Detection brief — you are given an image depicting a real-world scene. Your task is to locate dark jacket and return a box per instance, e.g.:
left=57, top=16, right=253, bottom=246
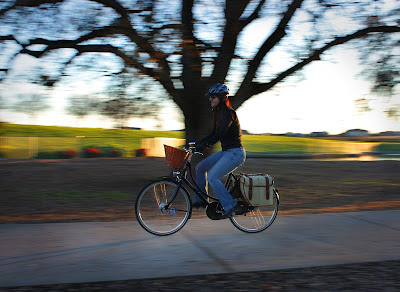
left=202, top=103, right=243, bottom=151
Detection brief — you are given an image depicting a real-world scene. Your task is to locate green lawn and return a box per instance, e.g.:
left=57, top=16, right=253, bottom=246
left=1, top=123, right=399, bottom=158
left=1, top=123, right=184, bottom=139
left=0, top=124, right=184, bottom=158
left=241, top=135, right=366, bottom=154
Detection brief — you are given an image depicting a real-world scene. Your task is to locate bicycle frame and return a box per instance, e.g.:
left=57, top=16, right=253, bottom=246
left=165, top=146, right=237, bottom=209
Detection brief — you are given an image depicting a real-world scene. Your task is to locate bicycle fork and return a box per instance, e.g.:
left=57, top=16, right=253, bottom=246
left=159, top=180, right=191, bottom=217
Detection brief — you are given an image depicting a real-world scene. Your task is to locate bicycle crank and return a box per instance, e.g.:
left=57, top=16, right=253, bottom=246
left=205, top=202, right=223, bottom=220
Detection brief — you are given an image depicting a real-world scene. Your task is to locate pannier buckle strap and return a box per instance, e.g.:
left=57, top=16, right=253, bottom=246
left=244, top=174, right=270, bottom=200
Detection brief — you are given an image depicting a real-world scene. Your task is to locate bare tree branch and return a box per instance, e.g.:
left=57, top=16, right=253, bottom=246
left=0, top=0, right=64, bottom=16
left=0, top=35, right=20, bottom=42
left=233, top=25, right=400, bottom=107
left=236, top=0, right=304, bottom=100
left=20, top=15, right=176, bottom=97
left=0, top=35, right=24, bottom=79
left=78, top=0, right=175, bottom=98
left=210, top=0, right=252, bottom=83
left=239, top=0, right=267, bottom=28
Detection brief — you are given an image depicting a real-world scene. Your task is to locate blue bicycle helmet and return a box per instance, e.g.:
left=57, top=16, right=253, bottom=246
left=206, top=83, right=229, bottom=97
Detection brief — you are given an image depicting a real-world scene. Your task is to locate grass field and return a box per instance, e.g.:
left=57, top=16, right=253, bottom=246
left=0, top=123, right=399, bottom=158
left=0, top=124, right=184, bottom=158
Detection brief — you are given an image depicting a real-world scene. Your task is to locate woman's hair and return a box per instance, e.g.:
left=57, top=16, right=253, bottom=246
left=213, top=96, right=235, bottom=128
left=224, top=96, right=232, bottom=109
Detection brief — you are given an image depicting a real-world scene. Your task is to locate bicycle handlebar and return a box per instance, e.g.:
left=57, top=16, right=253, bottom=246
left=184, top=142, right=204, bottom=156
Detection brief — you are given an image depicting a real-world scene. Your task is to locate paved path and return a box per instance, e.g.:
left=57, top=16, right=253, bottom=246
left=1, top=210, right=400, bottom=287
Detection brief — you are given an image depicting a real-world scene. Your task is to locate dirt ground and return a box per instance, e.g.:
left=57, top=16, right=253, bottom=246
left=1, top=158, right=400, bottom=291
left=1, top=157, right=399, bottom=223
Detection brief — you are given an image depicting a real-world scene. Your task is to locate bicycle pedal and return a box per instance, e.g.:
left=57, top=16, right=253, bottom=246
left=206, top=202, right=224, bottom=220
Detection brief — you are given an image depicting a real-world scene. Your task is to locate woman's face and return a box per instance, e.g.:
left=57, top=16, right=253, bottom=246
left=210, top=95, right=220, bottom=108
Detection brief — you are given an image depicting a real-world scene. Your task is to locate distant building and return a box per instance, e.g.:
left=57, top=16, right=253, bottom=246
left=340, top=129, right=369, bottom=137
left=120, top=126, right=142, bottom=130
left=376, top=131, right=400, bottom=136
left=310, top=131, right=329, bottom=137
left=285, top=132, right=306, bottom=137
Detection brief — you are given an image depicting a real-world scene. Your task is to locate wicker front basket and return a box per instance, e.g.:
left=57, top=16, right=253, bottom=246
left=164, top=145, right=188, bottom=169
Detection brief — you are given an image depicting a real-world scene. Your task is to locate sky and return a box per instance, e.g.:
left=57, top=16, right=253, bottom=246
left=1, top=2, right=399, bottom=135
left=1, top=47, right=399, bottom=135
left=237, top=47, right=400, bottom=135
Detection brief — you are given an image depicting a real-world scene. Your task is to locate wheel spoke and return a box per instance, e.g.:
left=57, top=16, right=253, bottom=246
left=135, top=180, right=191, bottom=236
left=230, top=193, right=278, bottom=233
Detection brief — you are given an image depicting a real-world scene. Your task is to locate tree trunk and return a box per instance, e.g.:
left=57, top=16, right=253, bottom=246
left=182, top=88, right=214, bottom=144
left=181, top=88, right=214, bottom=171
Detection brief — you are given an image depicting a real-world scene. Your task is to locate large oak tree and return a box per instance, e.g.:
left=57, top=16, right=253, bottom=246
left=1, top=0, right=399, bottom=141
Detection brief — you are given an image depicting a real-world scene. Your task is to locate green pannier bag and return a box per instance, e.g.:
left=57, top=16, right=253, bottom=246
left=239, top=173, right=274, bottom=206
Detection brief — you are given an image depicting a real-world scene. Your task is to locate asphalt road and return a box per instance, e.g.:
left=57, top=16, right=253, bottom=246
left=1, top=210, right=400, bottom=288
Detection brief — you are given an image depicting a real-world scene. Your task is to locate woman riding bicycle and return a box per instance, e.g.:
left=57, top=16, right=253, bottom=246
left=193, top=83, right=246, bottom=219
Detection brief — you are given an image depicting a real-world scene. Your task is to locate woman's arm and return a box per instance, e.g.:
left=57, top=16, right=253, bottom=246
left=202, top=110, right=233, bottom=147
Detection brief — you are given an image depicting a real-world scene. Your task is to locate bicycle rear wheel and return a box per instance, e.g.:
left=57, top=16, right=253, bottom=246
left=230, top=189, right=279, bottom=233
left=135, top=180, right=192, bottom=236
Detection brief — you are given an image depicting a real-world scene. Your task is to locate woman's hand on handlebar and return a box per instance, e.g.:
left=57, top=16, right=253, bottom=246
left=194, top=140, right=210, bottom=152
left=185, top=142, right=204, bottom=155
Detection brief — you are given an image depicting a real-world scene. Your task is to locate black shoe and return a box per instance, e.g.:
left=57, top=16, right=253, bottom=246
left=220, top=204, right=244, bottom=219
left=220, top=208, right=235, bottom=219
left=192, top=201, right=208, bottom=209
left=233, top=204, right=246, bottom=215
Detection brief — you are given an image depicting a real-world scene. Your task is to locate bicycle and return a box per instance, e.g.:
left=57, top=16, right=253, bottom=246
left=135, top=143, right=280, bottom=236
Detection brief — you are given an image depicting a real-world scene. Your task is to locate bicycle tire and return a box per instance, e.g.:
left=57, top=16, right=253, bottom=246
left=230, top=188, right=279, bottom=233
left=135, top=179, right=192, bottom=236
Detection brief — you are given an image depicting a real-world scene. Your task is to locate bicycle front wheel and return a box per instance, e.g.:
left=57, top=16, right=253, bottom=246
left=135, top=180, right=192, bottom=236
left=230, top=189, right=279, bottom=233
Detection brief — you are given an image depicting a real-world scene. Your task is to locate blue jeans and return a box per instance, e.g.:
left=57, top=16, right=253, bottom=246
left=195, top=147, right=246, bottom=211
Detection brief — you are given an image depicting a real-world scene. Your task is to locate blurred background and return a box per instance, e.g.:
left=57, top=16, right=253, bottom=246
left=0, top=0, right=399, bottom=157
left=1, top=3, right=399, bottom=288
